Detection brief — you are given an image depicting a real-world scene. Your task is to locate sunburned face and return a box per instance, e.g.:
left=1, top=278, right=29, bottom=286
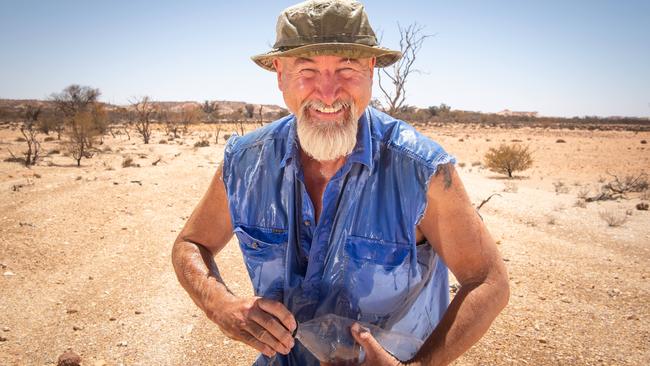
left=273, top=55, right=375, bottom=161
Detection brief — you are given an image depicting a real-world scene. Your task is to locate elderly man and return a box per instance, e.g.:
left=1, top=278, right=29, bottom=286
left=172, top=1, right=509, bottom=365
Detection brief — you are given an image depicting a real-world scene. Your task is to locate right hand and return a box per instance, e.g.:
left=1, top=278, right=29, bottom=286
left=208, top=296, right=297, bottom=358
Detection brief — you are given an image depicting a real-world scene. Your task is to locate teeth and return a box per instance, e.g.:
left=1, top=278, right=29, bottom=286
left=315, top=106, right=342, bottom=113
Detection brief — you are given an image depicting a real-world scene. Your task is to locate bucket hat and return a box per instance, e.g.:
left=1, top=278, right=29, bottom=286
left=251, top=0, right=402, bottom=72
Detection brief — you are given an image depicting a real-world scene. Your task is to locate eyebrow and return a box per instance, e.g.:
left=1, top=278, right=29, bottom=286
left=291, top=57, right=363, bottom=66
left=293, top=57, right=315, bottom=66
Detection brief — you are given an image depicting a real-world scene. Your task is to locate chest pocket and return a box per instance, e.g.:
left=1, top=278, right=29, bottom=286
left=341, top=235, right=417, bottom=322
left=234, top=225, right=288, bottom=301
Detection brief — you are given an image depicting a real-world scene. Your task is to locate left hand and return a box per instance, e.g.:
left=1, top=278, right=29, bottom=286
left=350, top=323, right=405, bottom=366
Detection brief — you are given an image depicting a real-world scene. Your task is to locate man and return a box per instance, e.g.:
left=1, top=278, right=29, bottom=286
left=172, top=1, right=509, bottom=365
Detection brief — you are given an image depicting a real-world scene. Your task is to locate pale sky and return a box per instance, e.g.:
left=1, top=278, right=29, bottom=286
left=1, top=0, right=649, bottom=117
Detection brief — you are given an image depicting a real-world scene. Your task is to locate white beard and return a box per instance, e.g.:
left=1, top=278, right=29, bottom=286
left=296, top=100, right=359, bottom=161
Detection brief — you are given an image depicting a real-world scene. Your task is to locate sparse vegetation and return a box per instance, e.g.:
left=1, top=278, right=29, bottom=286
left=586, top=172, right=648, bottom=202
left=637, top=202, right=649, bottom=211
left=599, top=211, right=628, bottom=227
left=130, top=96, right=155, bottom=144
left=121, top=155, right=139, bottom=168
left=484, top=144, right=533, bottom=178
left=553, top=181, right=570, bottom=194
left=503, top=181, right=518, bottom=193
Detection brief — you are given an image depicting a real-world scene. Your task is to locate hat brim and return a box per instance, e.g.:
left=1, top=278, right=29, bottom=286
left=251, top=43, right=402, bottom=72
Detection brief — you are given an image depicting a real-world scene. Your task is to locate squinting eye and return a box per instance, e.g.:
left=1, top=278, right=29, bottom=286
left=299, top=69, right=317, bottom=76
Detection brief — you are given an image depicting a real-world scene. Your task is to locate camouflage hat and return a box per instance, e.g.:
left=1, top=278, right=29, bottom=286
left=251, top=0, right=402, bottom=72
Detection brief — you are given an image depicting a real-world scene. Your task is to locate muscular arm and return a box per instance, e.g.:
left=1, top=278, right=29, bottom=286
left=171, top=163, right=296, bottom=357
left=171, top=162, right=235, bottom=318
left=411, top=163, right=510, bottom=366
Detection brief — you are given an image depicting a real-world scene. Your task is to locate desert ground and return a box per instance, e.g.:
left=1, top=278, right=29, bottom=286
left=0, top=122, right=648, bottom=365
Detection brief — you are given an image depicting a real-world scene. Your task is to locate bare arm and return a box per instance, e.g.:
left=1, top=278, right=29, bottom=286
left=410, top=163, right=510, bottom=365
left=352, top=163, right=509, bottom=366
left=171, top=163, right=296, bottom=358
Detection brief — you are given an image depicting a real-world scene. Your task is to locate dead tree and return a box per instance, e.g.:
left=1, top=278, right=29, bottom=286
left=20, top=106, right=42, bottom=166
left=258, top=105, right=264, bottom=126
left=377, top=23, right=431, bottom=115
left=129, top=96, right=155, bottom=144
left=201, top=100, right=222, bottom=143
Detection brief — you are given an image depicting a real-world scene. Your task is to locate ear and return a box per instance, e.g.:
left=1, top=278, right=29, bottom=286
left=273, top=58, right=284, bottom=92
left=368, top=57, right=376, bottom=81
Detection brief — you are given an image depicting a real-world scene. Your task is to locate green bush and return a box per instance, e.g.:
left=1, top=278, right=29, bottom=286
left=484, top=144, right=533, bottom=178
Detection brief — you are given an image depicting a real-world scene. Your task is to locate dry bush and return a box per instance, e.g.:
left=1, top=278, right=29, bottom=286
left=574, top=199, right=587, bottom=208
left=130, top=96, right=155, bottom=144
left=44, top=136, right=56, bottom=142
left=194, top=138, right=210, bottom=148
left=553, top=181, right=570, bottom=194
left=458, top=162, right=466, bottom=168
left=576, top=186, right=591, bottom=200
left=586, top=172, right=649, bottom=202
left=637, top=202, right=649, bottom=211
left=159, top=139, right=167, bottom=144
left=484, top=144, right=533, bottom=178
left=546, top=215, right=557, bottom=225
left=471, top=161, right=482, bottom=167
left=503, top=181, right=518, bottom=193
left=599, top=211, right=627, bottom=227
left=121, top=155, right=139, bottom=168
left=556, top=139, right=566, bottom=143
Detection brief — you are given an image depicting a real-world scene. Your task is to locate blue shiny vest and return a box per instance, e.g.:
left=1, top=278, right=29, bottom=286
left=223, top=107, right=456, bottom=365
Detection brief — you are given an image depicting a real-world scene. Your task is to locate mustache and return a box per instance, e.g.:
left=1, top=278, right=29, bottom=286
left=300, top=99, right=352, bottom=112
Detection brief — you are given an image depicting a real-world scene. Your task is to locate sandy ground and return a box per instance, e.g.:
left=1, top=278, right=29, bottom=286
left=0, top=123, right=648, bottom=366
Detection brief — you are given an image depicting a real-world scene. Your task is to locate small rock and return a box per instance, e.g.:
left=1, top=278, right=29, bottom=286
left=538, top=338, right=548, bottom=344
left=607, top=288, right=621, bottom=297
left=2, top=327, right=9, bottom=332
left=561, top=298, right=572, bottom=304
left=117, top=341, right=128, bottom=347
left=72, top=325, right=83, bottom=331
left=109, top=317, right=116, bottom=321
left=57, top=350, right=81, bottom=366
left=88, top=276, right=93, bottom=280
left=626, top=314, right=639, bottom=320
left=0, top=336, right=7, bottom=342
left=3, top=271, right=15, bottom=277
left=134, top=310, right=142, bottom=315
left=66, top=309, right=78, bottom=314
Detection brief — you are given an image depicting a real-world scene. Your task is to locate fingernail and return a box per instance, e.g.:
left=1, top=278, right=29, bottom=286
left=358, top=325, right=370, bottom=334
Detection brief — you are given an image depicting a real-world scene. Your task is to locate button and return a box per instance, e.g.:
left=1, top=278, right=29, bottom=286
left=251, top=241, right=259, bottom=249
left=304, top=220, right=311, bottom=226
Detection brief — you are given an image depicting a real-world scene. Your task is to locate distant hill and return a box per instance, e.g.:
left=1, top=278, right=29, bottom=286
left=0, top=98, right=286, bottom=116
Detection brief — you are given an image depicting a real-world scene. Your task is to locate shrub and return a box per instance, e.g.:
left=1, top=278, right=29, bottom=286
left=484, top=144, right=533, bottom=178
left=159, top=139, right=167, bottom=144
left=503, top=181, right=518, bottom=193
left=122, top=155, right=139, bottom=168
left=458, top=162, right=466, bottom=168
left=599, top=211, right=627, bottom=227
left=556, top=139, right=566, bottom=143
left=574, top=199, right=587, bottom=208
left=553, top=181, right=570, bottom=194
left=44, top=136, right=56, bottom=142
left=637, top=202, right=649, bottom=211
left=194, top=138, right=210, bottom=148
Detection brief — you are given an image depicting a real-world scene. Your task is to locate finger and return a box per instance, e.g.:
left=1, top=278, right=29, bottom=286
left=257, top=298, right=297, bottom=332
left=351, top=323, right=384, bottom=358
left=246, top=319, right=291, bottom=355
left=240, top=330, right=277, bottom=358
left=249, top=306, right=295, bottom=350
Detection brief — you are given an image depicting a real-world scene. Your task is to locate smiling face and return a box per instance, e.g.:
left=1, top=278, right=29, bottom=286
left=273, top=55, right=376, bottom=161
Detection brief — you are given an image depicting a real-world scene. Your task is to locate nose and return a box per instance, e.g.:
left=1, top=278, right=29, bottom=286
left=315, top=72, right=340, bottom=106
